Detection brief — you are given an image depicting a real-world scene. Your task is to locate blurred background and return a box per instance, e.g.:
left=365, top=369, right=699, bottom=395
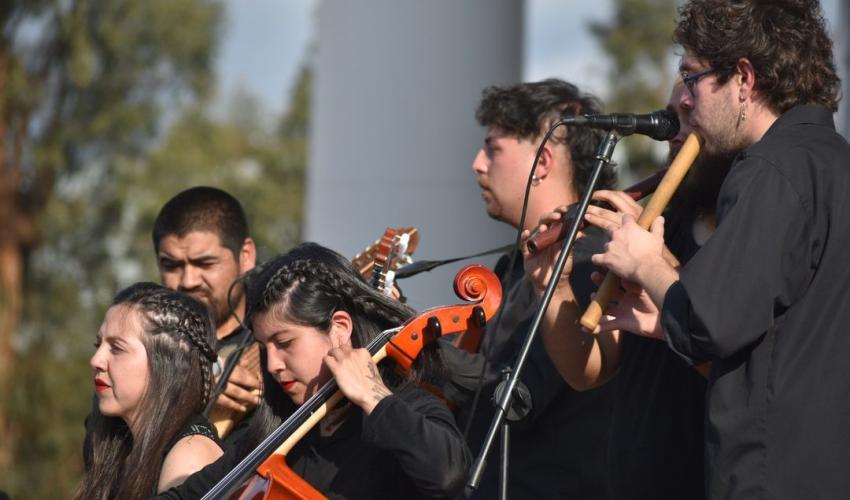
left=0, top=1, right=846, bottom=496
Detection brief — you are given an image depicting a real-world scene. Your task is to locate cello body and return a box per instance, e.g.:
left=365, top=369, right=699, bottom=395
left=234, top=454, right=325, bottom=500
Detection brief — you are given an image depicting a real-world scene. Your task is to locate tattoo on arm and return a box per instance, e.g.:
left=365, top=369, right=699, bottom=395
left=371, top=384, right=391, bottom=402
left=365, top=361, right=391, bottom=402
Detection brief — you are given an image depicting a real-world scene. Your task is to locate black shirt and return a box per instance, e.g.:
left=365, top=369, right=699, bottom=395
left=164, top=413, right=222, bottom=456
left=608, top=210, right=706, bottom=500
left=662, top=105, right=850, bottom=499
left=442, top=246, right=614, bottom=500
left=156, top=383, right=470, bottom=499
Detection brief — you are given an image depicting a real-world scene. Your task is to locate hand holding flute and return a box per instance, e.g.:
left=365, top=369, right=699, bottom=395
left=585, top=132, right=702, bottom=330
left=521, top=132, right=702, bottom=332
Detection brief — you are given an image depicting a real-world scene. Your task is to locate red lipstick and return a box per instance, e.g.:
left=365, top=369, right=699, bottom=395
left=280, top=380, right=296, bottom=391
left=94, top=378, right=110, bottom=393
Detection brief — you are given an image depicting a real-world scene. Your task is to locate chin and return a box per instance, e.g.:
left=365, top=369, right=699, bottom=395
left=98, top=402, right=121, bottom=419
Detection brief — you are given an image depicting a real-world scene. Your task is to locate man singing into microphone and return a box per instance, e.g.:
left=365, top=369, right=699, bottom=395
left=592, top=0, right=850, bottom=497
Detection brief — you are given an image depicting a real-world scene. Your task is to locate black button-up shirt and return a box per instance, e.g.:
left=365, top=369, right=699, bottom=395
left=663, top=105, right=850, bottom=499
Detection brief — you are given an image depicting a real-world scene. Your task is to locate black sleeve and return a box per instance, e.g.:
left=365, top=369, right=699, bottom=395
left=662, top=158, right=813, bottom=361
left=360, top=385, right=471, bottom=499
left=436, top=312, right=564, bottom=425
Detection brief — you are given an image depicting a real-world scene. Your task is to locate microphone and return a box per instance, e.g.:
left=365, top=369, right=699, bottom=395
left=561, top=109, right=679, bottom=141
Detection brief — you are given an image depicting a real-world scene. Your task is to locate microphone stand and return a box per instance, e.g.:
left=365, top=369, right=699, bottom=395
left=466, top=130, right=621, bottom=498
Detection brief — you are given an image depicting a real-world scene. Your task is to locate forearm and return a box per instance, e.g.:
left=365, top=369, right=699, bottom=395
left=539, top=284, right=619, bottom=391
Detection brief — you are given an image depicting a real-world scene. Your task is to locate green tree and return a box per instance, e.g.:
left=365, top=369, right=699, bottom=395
left=116, top=72, right=310, bottom=273
left=589, top=0, right=678, bottom=176
left=0, top=0, right=222, bottom=495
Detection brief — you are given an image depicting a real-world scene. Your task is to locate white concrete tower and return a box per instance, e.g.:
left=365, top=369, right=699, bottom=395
left=307, top=1, right=524, bottom=309
left=840, top=0, right=849, bottom=138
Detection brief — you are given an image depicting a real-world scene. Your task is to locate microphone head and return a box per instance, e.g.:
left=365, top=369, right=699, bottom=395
left=647, top=109, right=680, bottom=141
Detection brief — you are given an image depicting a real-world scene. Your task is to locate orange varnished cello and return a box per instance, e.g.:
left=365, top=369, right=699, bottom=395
left=201, top=264, right=502, bottom=500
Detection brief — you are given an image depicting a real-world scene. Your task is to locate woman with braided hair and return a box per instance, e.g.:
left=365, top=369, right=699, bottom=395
left=238, top=242, right=470, bottom=498
left=75, top=282, right=223, bottom=500
left=154, top=243, right=470, bottom=499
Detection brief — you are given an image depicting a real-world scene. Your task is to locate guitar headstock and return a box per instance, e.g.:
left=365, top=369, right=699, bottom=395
left=351, top=227, right=419, bottom=296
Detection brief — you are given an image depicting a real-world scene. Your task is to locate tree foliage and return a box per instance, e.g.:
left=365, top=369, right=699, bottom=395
left=1, top=0, right=223, bottom=495
left=589, top=0, right=678, bottom=176
left=1, top=1, right=310, bottom=496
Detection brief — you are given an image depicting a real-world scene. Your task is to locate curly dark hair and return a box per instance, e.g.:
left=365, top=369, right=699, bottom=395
left=675, top=0, right=841, bottom=113
left=474, top=78, right=616, bottom=194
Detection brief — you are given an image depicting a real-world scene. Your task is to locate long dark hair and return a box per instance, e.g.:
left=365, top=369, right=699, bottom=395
left=75, top=283, right=217, bottom=500
left=240, top=242, right=443, bottom=452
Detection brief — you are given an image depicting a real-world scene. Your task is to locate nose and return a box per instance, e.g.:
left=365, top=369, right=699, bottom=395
left=264, top=344, right=286, bottom=374
left=90, top=344, right=107, bottom=372
left=471, top=148, right=488, bottom=175
left=679, top=87, right=694, bottom=113
left=180, top=265, right=203, bottom=290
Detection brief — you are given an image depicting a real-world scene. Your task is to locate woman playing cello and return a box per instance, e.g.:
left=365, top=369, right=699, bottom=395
left=157, top=242, right=470, bottom=499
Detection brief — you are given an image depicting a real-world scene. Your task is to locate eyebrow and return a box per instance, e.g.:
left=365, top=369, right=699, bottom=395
left=270, top=330, right=295, bottom=341
left=97, top=334, right=127, bottom=348
left=158, top=253, right=220, bottom=265
left=678, top=61, right=699, bottom=73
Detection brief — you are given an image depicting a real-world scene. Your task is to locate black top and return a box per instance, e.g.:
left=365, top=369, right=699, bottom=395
left=155, top=383, right=470, bottom=499
left=662, top=105, right=850, bottom=499
left=608, top=210, right=706, bottom=500
left=441, top=240, right=614, bottom=500
left=164, top=413, right=222, bottom=455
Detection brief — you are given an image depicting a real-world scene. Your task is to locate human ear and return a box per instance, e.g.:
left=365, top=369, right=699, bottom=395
left=328, top=310, right=353, bottom=347
left=239, top=238, right=257, bottom=275
left=735, top=57, right=757, bottom=101
left=534, top=143, right=554, bottom=181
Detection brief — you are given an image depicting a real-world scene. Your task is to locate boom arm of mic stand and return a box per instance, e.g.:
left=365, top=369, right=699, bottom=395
left=465, top=130, right=620, bottom=495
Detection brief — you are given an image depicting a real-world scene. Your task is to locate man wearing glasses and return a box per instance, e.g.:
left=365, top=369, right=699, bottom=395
left=525, top=80, right=731, bottom=500
left=592, top=0, right=850, bottom=497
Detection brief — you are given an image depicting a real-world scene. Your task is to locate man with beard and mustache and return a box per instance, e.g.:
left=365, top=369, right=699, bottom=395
left=152, top=186, right=261, bottom=450
left=521, top=81, right=733, bottom=500
left=591, top=0, right=850, bottom=497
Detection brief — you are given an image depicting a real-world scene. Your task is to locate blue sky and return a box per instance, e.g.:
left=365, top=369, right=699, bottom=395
left=216, top=0, right=843, bottom=117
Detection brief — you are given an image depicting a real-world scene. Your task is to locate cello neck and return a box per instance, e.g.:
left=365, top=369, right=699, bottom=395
left=201, top=327, right=400, bottom=500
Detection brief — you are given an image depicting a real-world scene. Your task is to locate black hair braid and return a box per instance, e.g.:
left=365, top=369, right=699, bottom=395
left=140, top=292, right=218, bottom=410
left=260, top=257, right=408, bottom=331
left=261, top=259, right=341, bottom=309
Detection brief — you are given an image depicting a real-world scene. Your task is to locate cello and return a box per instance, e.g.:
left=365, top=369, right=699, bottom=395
left=202, top=264, right=502, bottom=500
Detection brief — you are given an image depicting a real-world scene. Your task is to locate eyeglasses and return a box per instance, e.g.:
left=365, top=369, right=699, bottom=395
left=680, top=67, right=721, bottom=96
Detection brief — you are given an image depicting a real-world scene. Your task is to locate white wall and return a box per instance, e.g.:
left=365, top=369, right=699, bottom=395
left=307, top=1, right=523, bottom=310
left=840, top=0, right=849, bottom=138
